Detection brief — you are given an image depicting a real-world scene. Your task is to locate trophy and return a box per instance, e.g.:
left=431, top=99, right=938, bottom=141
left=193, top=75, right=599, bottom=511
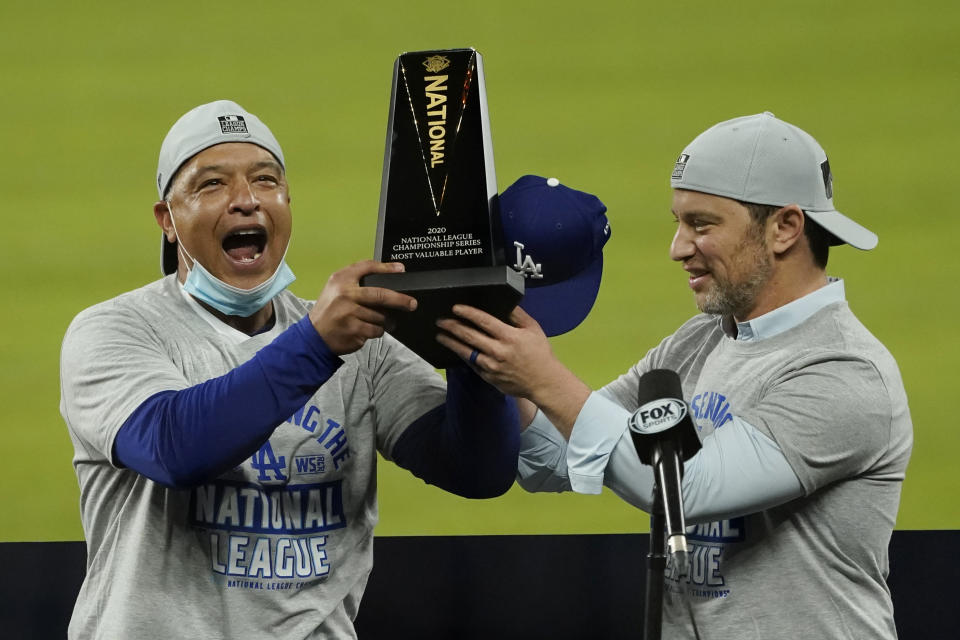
left=362, top=48, right=524, bottom=367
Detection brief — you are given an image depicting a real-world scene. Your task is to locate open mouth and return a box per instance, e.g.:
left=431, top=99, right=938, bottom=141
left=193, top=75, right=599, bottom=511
left=222, top=228, right=267, bottom=264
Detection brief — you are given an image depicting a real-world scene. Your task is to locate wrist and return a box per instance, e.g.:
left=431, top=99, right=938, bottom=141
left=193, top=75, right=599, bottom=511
left=294, top=315, right=344, bottom=372
left=527, top=362, right=591, bottom=440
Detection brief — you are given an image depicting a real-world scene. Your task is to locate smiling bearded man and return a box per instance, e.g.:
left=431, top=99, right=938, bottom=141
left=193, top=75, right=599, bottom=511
left=673, top=192, right=775, bottom=319
left=434, top=112, right=913, bottom=640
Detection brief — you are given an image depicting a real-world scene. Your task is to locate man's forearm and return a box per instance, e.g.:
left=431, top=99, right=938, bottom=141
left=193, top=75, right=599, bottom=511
left=114, top=315, right=342, bottom=488
left=525, top=366, right=592, bottom=440
left=391, top=365, right=520, bottom=498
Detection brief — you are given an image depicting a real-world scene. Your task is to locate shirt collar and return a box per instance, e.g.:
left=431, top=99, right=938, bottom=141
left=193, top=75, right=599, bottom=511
left=727, top=277, right=845, bottom=342
left=177, top=280, right=280, bottom=343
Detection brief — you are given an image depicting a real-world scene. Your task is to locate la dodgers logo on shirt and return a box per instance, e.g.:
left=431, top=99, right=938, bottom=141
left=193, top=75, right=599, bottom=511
left=252, top=441, right=287, bottom=481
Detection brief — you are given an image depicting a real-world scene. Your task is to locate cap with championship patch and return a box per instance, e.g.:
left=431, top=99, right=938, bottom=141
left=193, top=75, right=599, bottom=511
left=670, top=111, right=877, bottom=250
left=499, top=175, right=611, bottom=336
left=156, top=100, right=285, bottom=274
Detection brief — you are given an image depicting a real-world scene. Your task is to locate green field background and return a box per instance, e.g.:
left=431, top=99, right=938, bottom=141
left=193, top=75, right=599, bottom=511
left=2, top=1, right=957, bottom=541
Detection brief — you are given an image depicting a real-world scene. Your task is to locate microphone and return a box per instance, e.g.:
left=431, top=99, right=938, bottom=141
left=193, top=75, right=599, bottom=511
left=628, top=368, right=702, bottom=567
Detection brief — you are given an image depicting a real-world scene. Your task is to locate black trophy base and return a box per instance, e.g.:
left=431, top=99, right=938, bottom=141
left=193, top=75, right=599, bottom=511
left=361, top=266, right=524, bottom=368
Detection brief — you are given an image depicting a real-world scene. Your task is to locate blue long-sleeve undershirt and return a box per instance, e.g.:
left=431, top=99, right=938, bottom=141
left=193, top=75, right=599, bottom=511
left=392, top=365, right=519, bottom=498
left=114, top=315, right=519, bottom=497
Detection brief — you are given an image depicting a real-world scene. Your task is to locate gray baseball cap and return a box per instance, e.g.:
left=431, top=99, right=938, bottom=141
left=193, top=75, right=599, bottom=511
left=670, top=111, right=877, bottom=250
left=156, top=100, right=285, bottom=274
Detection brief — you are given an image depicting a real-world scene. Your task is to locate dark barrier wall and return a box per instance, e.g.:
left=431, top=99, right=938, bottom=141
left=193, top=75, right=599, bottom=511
left=2, top=532, right=956, bottom=639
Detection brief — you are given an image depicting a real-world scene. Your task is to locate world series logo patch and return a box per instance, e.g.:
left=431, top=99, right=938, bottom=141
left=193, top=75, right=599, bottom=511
left=218, top=115, right=248, bottom=134
left=820, top=159, right=833, bottom=199
left=423, top=55, right=451, bottom=73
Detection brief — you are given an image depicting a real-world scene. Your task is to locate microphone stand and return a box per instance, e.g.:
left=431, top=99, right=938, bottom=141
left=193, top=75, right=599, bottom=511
left=643, top=489, right=666, bottom=640
left=629, top=368, right=702, bottom=640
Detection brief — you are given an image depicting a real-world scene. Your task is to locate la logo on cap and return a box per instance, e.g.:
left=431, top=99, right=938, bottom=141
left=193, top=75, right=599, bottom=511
left=512, top=241, right=543, bottom=279
left=498, top=174, right=610, bottom=336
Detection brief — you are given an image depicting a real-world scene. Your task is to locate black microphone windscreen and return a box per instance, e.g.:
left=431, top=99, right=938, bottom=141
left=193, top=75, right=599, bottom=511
left=636, top=368, right=684, bottom=406
left=632, top=368, right=702, bottom=463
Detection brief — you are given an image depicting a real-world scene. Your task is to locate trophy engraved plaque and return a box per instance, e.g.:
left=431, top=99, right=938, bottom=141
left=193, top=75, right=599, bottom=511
left=363, top=48, right=523, bottom=367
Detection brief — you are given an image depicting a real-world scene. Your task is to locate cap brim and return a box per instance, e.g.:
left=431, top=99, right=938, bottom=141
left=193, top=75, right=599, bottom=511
left=804, top=209, right=878, bottom=250
left=520, top=255, right=603, bottom=337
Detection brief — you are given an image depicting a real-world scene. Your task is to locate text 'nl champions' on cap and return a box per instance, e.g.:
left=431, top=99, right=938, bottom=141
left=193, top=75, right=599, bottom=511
left=155, top=100, right=285, bottom=275
left=499, top=175, right=611, bottom=336
left=670, top=111, right=877, bottom=250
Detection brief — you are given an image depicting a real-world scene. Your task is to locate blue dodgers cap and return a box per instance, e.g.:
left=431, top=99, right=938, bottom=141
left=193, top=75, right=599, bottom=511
left=499, top=175, right=611, bottom=336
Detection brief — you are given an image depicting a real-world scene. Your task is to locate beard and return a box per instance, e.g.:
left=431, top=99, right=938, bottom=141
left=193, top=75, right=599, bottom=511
left=696, top=231, right=773, bottom=318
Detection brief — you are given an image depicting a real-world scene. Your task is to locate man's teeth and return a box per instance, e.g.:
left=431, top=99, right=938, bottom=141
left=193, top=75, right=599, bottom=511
left=226, top=229, right=265, bottom=263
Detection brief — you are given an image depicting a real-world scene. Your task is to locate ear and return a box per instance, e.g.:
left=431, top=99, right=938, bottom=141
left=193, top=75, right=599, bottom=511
left=769, top=204, right=805, bottom=255
left=153, top=201, right=177, bottom=242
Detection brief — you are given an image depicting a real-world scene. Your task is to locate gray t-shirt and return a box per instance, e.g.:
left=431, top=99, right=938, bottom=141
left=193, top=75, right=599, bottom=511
left=599, top=301, right=913, bottom=639
left=60, top=276, right=446, bottom=639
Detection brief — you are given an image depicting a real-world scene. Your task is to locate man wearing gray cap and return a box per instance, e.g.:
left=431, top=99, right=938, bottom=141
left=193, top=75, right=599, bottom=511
left=59, top=100, right=520, bottom=639
left=439, top=112, right=913, bottom=638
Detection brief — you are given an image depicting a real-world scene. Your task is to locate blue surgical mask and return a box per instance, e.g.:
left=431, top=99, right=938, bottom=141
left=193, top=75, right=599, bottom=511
left=167, top=202, right=296, bottom=317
